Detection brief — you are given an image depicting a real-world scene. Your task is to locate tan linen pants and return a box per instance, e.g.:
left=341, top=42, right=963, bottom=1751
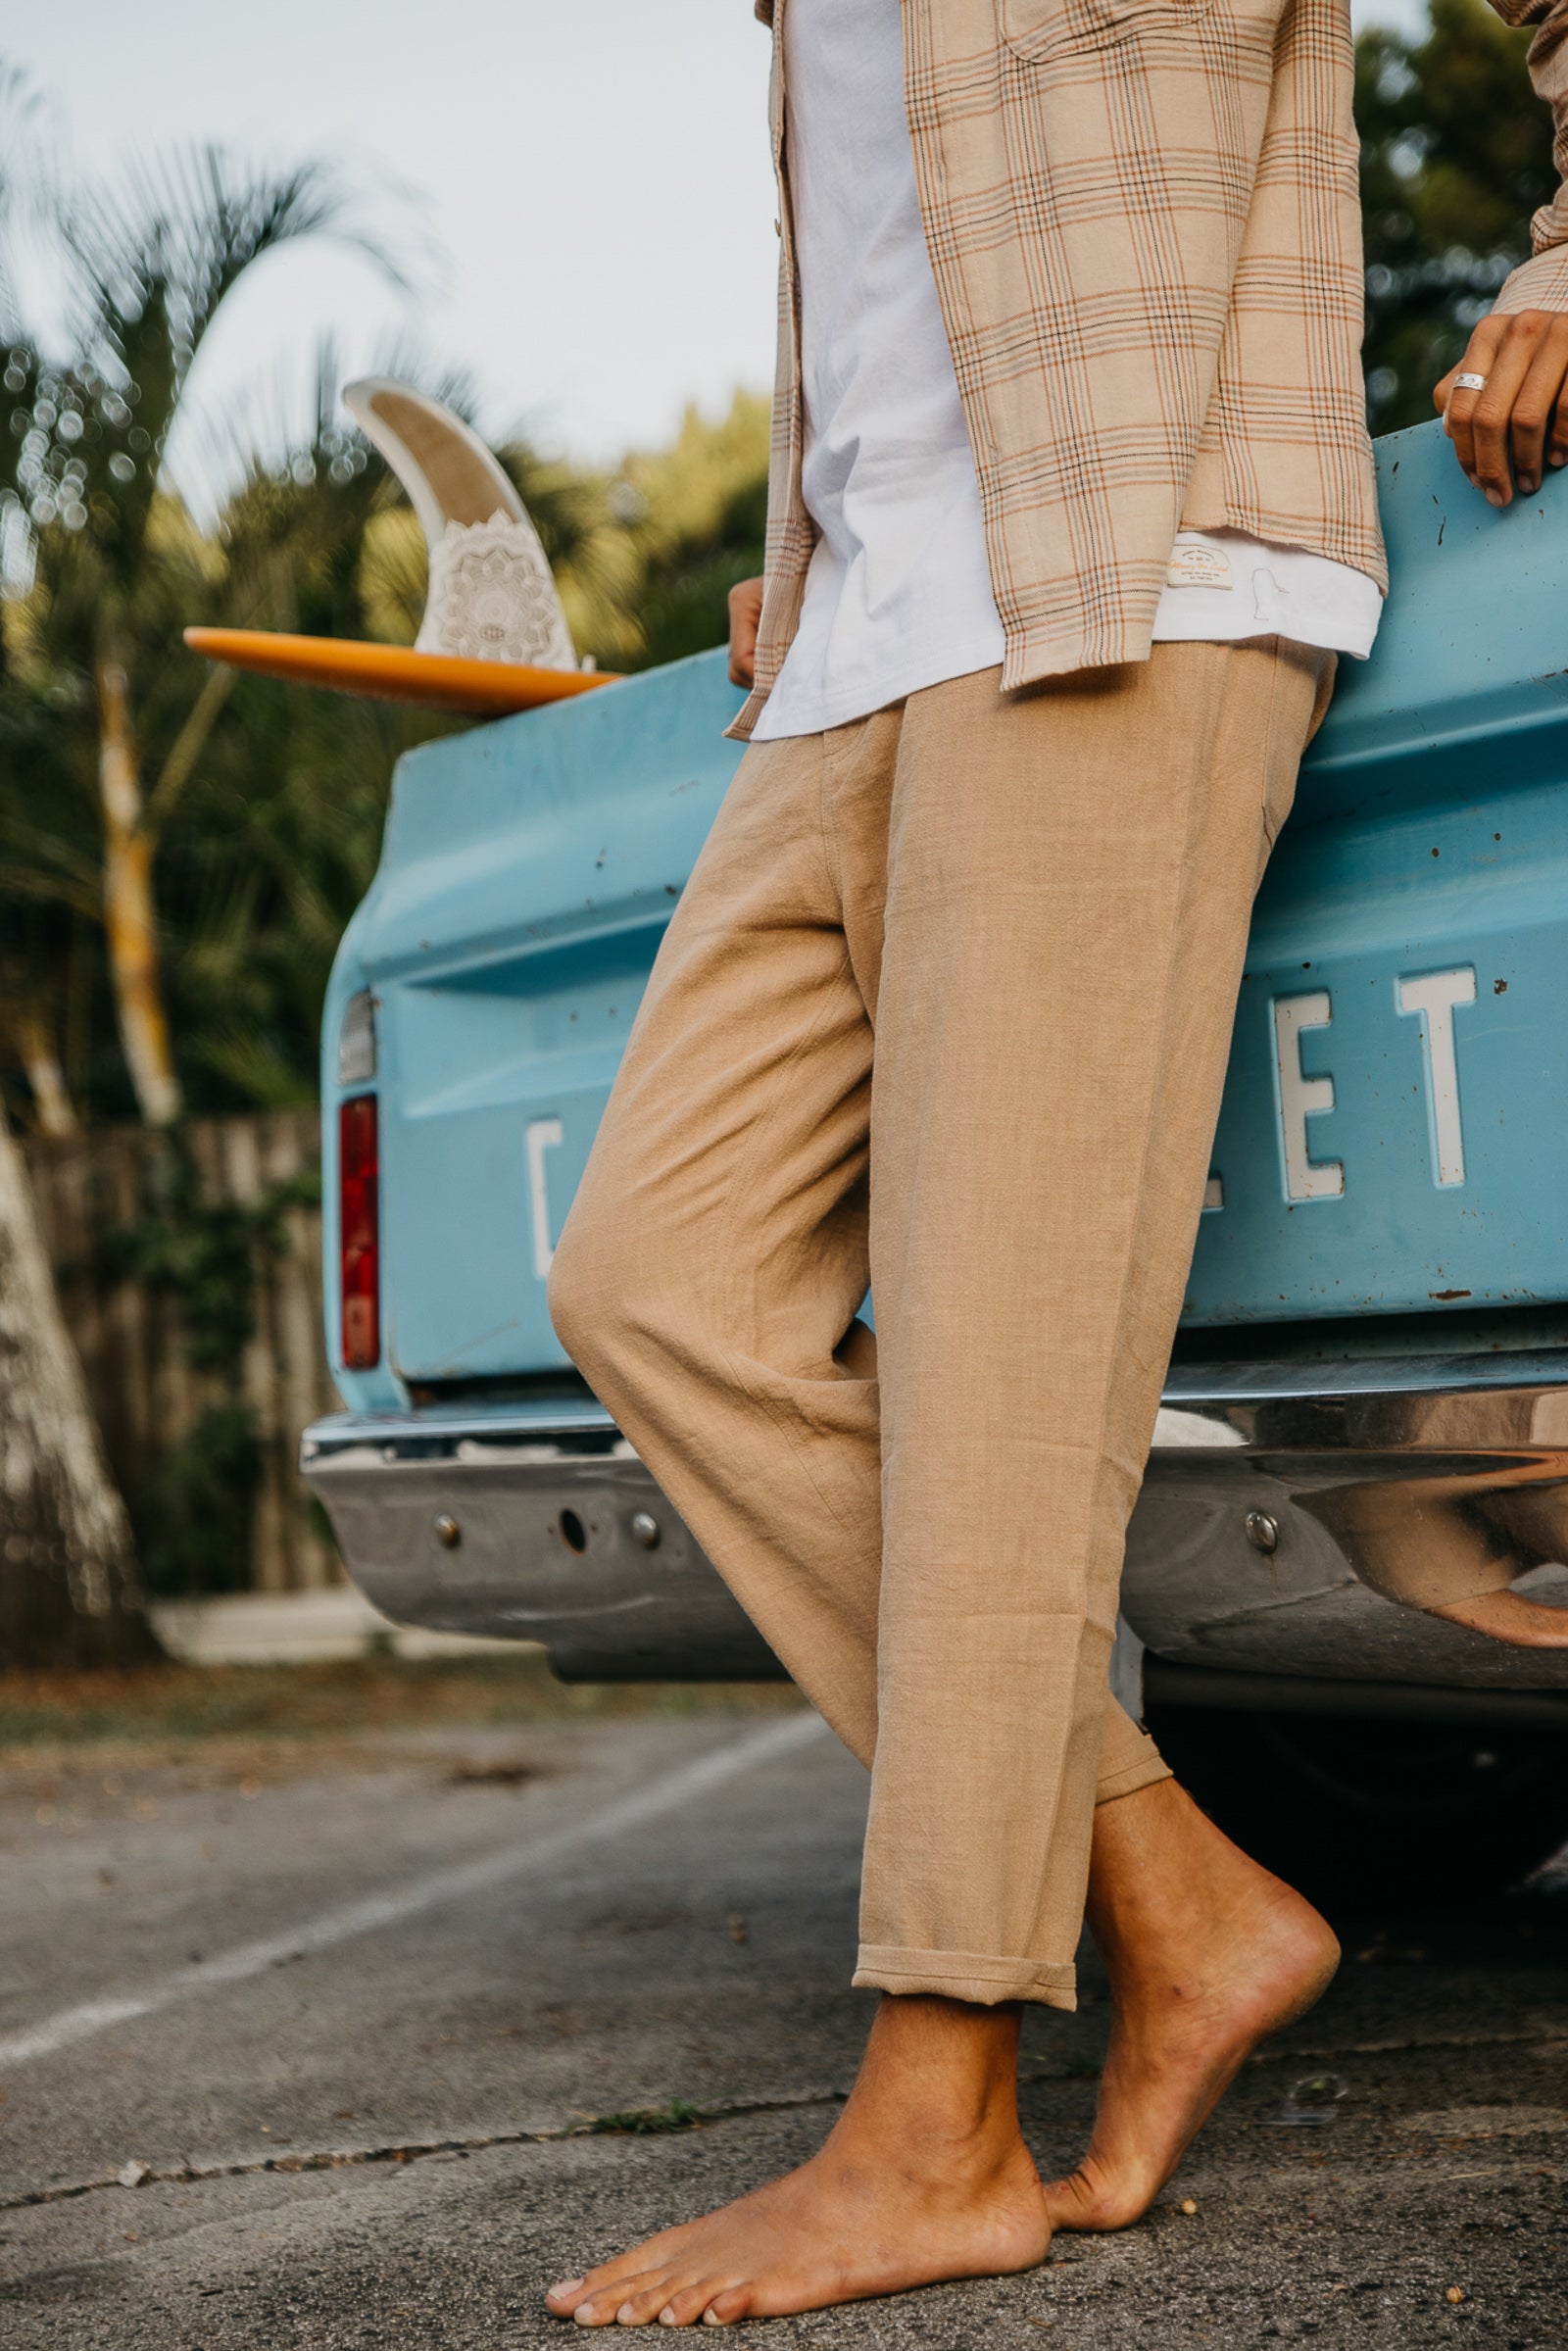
left=550, top=641, right=1335, bottom=2010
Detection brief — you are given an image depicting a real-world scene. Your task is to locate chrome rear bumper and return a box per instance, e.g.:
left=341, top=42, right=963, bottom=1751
left=302, top=1349, right=1568, bottom=1702
left=304, top=1396, right=775, bottom=1681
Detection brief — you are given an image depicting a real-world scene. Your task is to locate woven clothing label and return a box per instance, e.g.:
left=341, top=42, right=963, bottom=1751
left=1165, top=542, right=1234, bottom=591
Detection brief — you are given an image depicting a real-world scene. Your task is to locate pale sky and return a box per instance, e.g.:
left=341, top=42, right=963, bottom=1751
left=9, top=0, right=1431, bottom=506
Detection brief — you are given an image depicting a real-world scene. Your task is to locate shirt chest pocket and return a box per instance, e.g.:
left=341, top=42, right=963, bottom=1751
left=1001, top=0, right=1216, bottom=58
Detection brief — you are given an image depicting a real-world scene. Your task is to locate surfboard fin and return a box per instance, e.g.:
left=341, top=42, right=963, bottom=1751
left=344, top=377, right=580, bottom=672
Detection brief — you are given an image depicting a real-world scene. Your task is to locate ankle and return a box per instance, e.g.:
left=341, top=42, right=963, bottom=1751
left=844, top=1994, right=1027, bottom=2157
left=1090, top=1784, right=1267, bottom=1939
left=1085, top=1786, right=1338, bottom=2015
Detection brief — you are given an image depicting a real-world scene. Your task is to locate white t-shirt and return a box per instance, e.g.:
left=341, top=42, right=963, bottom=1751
left=753, top=0, right=1382, bottom=744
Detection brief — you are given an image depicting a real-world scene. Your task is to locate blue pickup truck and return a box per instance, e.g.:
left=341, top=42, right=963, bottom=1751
left=303, top=418, right=1568, bottom=1900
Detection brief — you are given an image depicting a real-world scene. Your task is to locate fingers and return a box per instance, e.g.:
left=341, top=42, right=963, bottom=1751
left=726, top=575, right=764, bottom=689
left=1550, top=387, right=1568, bottom=477
left=1471, top=330, right=1537, bottom=506
left=1444, top=316, right=1517, bottom=503
left=1479, top=313, right=1568, bottom=501
left=1437, top=315, right=1504, bottom=477
left=1511, top=317, right=1568, bottom=494
left=1440, top=311, right=1568, bottom=507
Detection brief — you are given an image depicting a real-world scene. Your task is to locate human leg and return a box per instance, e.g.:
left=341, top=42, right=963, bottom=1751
left=552, top=1770, right=1343, bottom=2318
left=990, top=637, right=1345, bottom=2227
left=852, top=641, right=1333, bottom=2010
left=1043, top=1777, right=1340, bottom=2231
left=547, top=1997, right=1049, bottom=2327
left=547, top=720, right=887, bottom=1757
left=546, top=698, right=1175, bottom=2324
left=548, top=711, right=1164, bottom=1800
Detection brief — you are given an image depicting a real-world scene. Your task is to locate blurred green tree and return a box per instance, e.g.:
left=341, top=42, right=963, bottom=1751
left=0, top=132, right=397, bottom=1124
left=609, top=393, right=771, bottom=671
left=1358, top=0, right=1559, bottom=431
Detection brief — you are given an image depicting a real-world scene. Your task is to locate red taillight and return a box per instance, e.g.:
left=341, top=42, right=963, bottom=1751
left=339, top=1095, right=380, bottom=1370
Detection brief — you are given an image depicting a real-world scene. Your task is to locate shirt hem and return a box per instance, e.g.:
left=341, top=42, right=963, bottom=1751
left=751, top=641, right=1006, bottom=741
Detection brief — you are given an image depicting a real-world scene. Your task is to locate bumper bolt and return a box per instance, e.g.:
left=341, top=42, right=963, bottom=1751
left=433, top=1514, right=462, bottom=1549
left=630, top=1510, right=662, bottom=1550
left=1245, top=1510, right=1280, bottom=1555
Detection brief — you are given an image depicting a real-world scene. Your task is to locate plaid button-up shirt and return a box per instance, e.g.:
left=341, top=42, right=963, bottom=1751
left=732, top=0, right=1568, bottom=738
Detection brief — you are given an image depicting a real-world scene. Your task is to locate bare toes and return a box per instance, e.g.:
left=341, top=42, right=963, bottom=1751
left=612, top=2275, right=682, bottom=2326
left=702, top=2287, right=754, bottom=2327
left=1044, top=2152, right=1148, bottom=2233
left=572, top=2285, right=644, bottom=2327
left=564, top=2248, right=680, bottom=2321
left=656, top=2280, right=728, bottom=2327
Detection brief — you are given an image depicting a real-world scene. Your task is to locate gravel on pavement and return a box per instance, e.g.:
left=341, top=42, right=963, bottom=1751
left=2, top=1697, right=1564, bottom=2348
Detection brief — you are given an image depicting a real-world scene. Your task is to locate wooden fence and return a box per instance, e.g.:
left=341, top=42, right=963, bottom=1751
left=23, top=1111, right=344, bottom=1593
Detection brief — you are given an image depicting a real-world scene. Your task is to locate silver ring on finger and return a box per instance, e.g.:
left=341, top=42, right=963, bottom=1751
left=1452, top=372, right=1488, bottom=393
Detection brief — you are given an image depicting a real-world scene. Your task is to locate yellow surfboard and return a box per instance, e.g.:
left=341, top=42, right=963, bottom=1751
left=184, top=627, right=617, bottom=717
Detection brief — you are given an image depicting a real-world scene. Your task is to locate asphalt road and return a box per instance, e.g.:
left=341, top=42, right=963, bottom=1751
left=2, top=1705, right=1565, bottom=2348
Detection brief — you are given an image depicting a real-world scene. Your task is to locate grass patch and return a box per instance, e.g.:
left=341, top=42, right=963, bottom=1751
left=0, top=1651, right=803, bottom=1751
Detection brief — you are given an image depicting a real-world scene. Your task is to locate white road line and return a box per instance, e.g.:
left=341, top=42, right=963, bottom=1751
left=0, top=1712, right=826, bottom=2073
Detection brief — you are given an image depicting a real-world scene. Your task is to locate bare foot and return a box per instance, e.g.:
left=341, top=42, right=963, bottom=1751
left=1044, top=1778, right=1340, bottom=2233
left=547, top=1994, right=1051, bottom=2326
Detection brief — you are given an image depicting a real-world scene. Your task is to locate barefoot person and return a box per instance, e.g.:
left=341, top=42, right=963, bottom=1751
left=546, top=0, right=1568, bottom=2325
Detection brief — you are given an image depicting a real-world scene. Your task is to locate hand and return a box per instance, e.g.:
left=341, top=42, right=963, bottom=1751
left=727, top=575, right=764, bottom=688
left=1434, top=310, right=1568, bottom=507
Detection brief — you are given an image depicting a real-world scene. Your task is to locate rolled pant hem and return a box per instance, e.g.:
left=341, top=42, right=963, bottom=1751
left=853, top=1943, right=1077, bottom=2012
left=1095, top=1752, right=1175, bottom=1806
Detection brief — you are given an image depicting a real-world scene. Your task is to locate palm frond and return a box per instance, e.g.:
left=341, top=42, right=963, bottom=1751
left=0, top=64, right=59, bottom=330
left=60, top=149, right=410, bottom=439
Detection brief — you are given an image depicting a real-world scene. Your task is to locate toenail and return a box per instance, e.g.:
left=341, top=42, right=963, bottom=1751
left=554, top=2281, right=585, bottom=2296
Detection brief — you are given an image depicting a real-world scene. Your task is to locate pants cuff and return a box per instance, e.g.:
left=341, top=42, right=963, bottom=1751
left=1096, top=1751, right=1174, bottom=1806
left=854, top=1943, right=1077, bottom=2011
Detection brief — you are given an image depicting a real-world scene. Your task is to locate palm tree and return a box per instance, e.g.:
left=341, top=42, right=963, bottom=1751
left=1, top=128, right=398, bottom=1123
left=0, top=85, right=411, bottom=1655
left=0, top=72, right=146, bottom=1663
